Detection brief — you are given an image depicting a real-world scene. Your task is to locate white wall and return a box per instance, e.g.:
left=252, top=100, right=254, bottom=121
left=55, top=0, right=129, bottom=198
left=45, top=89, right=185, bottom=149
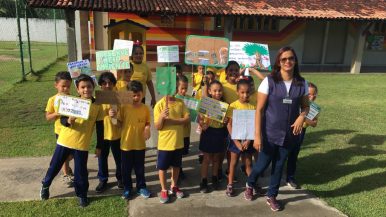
left=0, top=17, right=67, bottom=43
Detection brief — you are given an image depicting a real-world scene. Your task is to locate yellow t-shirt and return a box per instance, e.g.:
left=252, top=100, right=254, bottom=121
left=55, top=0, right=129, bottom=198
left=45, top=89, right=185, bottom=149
left=57, top=102, right=104, bottom=151
left=154, top=97, right=189, bottom=151
left=116, top=80, right=128, bottom=91
left=102, top=104, right=121, bottom=141
left=118, top=104, right=150, bottom=151
left=249, top=91, right=257, bottom=106
left=227, top=100, right=256, bottom=119
left=131, top=62, right=152, bottom=95
left=192, top=73, right=203, bottom=91
left=216, top=68, right=227, bottom=84
left=45, top=94, right=61, bottom=135
left=223, top=81, right=238, bottom=104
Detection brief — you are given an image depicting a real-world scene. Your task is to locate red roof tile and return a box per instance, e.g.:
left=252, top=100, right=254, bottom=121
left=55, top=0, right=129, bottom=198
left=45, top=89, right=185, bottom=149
left=27, top=0, right=386, bottom=20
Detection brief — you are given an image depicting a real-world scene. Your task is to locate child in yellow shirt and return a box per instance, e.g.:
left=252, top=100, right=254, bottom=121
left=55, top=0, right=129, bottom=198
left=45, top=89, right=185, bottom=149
left=116, top=63, right=134, bottom=91
left=45, top=71, right=74, bottom=187
left=40, top=74, right=104, bottom=207
left=154, top=95, right=190, bottom=203
left=191, top=65, right=204, bottom=98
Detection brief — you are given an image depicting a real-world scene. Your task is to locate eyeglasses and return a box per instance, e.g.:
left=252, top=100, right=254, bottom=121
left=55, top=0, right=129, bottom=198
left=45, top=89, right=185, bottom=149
left=280, top=56, right=295, bottom=63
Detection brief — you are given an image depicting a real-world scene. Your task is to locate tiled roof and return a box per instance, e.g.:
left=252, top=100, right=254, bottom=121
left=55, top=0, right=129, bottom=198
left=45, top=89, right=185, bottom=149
left=28, top=0, right=386, bottom=20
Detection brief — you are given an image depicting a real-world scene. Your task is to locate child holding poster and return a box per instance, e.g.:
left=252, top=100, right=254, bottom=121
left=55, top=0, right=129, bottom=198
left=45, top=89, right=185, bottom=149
left=154, top=94, right=190, bottom=204
left=191, top=65, right=204, bottom=99
left=95, top=72, right=123, bottom=193
left=226, top=79, right=256, bottom=197
left=286, top=82, right=319, bottom=189
left=45, top=71, right=74, bottom=187
left=198, top=80, right=228, bottom=193
left=40, top=74, right=104, bottom=207
left=116, top=63, right=134, bottom=91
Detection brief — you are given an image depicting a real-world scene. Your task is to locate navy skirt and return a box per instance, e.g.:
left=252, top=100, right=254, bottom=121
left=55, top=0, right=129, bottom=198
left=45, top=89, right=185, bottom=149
left=199, top=127, right=228, bottom=153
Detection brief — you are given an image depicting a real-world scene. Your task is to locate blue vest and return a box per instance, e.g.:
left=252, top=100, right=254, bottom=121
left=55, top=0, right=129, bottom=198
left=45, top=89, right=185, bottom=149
left=262, top=75, right=306, bottom=146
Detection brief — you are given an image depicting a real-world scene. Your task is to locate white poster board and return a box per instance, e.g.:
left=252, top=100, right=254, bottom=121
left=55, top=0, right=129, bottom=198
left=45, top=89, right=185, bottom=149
left=113, top=39, right=134, bottom=55
left=157, top=45, right=179, bottom=63
left=306, top=102, right=321, bottom=120
left=57, top=95, right=91, bottom=120
left=231, top=110, right=255, bottom=140
left=229, top=41, right=271, bottom=70
left=67, top=60, right=92, bottom=78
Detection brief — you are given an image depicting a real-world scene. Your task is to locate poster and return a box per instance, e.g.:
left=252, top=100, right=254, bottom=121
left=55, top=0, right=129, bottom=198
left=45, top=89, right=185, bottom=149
left=113, top=39, right=134, bottom=55
left=185, top=35, right=230, bottom=67
left=175, top=95, right=200, bottom=122
left=231, top=110, right=255, bottom=140
left=96, top=49, right=130, bottom=71
left=198, top=96, right=229, bottom=122
left=57, top=95, right=91, bottom=120
left=157, top=45, right=179, bottom=63
left=67, top=60, right=92, bottom=78
left=156, top=67, right=176, bottom=96
left=95, top=90, right=133, bottom=105
left=306, top=102, right=321, bottom=120
left=229, top=41, right=271, bottom=70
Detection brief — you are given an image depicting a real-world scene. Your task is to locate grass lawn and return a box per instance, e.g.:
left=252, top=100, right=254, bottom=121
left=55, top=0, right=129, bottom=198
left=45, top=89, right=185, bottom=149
left=0, top=60, right=386, bottom=216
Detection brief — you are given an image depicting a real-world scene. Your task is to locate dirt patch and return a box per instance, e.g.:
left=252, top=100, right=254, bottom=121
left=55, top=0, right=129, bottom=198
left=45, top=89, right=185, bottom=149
left=0, top=55, right=20, bottom=61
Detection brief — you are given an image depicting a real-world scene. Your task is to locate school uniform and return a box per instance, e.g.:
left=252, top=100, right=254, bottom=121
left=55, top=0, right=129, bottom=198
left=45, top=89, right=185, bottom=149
left=118, top=103, right=150, bottom=191
left=192, top=73, right=203, bottom=99
left=116, top=80, right=128, bottom=91
left=199, top=118, right=228, bottom=153
left=176, top=94, right=192, bottom=155
left=154, top=97, right=189, bottom=170
left=222, top=81, right=238, bottom=104
left=42, top=98, right=104, bottom=199
left=45, top=94, right=62, bottom=136
left=247, top=75, right=307, bottom=198
left=131, top=62, right=151, bottom=103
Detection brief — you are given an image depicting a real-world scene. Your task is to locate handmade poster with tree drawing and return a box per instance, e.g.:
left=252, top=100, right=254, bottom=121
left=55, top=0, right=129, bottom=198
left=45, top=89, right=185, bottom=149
left=185, top=35, right=230, bottom=67
left=229, top=42, right=271, bottom=70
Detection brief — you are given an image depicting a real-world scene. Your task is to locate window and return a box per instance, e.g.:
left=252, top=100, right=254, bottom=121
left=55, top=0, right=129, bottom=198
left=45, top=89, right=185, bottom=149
left=215, top=16, right=223, bottom=29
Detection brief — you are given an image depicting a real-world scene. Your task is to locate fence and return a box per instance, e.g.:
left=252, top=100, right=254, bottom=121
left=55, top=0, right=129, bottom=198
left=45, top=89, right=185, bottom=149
left=0, top=0, right=68, bottom=94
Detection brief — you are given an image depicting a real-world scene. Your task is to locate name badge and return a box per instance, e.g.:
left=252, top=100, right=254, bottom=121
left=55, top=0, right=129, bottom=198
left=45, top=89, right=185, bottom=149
left=283, top=98, right=292, bottom=104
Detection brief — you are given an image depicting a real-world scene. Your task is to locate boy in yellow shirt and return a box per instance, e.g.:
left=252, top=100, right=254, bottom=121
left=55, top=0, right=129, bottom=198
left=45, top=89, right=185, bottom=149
left=45, top=71, right=74, bottom=187
left=40, top=74, right=104, bottom=207
left=95, top=72, right=123, bottom=193
left=154, top=95, right=190, bottom=203
left=111, top=80, right=151, bottom=200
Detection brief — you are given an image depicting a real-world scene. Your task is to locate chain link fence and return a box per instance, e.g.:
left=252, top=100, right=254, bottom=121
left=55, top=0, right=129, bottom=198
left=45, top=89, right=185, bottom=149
left=0, top=0, right=68, bottom=93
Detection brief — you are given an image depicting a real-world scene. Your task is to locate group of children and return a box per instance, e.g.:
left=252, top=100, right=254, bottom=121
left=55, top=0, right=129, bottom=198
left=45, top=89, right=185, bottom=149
left=41, top=45, right=319, bottom=209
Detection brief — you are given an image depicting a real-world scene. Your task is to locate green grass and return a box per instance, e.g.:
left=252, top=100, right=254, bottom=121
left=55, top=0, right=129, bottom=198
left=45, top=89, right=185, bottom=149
left=0, top=62, right=386, bottom=216
left=0, top=41, right=67, bottom=95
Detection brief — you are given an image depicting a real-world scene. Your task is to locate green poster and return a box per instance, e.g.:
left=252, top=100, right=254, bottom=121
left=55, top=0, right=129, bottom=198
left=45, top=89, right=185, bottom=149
left=156, top=67, right=176, bottom=96
left=175, top=94, right=200, bottom=122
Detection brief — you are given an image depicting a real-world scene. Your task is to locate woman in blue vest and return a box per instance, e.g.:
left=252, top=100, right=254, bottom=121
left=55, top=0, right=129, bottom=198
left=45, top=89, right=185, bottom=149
left=243, top=46, right=309, bottom=212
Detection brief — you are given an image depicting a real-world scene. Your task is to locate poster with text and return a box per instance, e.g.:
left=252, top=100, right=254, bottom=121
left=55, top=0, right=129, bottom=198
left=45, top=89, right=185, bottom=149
left=157, top=45, right=179, bottom=63
left=198, top=96, right=229, bottom=122
left=67, top=60, right=92, bottom=78
left=96, top=49, right=130, bottom=71
left=306, top=102, right=321, bottom=120
left=185, top=35, right=229, bottom=67
left=57, top=95, right=91, bottom=120
left=113, top=39, right=134, bottom=55
left=229, top=41, right=271, bottom=70
left=156, top=67, right=176, bottom=96
left=231, top=110, right=255, bottom=140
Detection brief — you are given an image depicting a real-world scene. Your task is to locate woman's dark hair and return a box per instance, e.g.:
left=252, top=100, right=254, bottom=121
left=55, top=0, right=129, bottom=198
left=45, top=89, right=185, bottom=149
left=75, top=74, right=95, bottom=88
left=236, top=79, right=250, bottom=91
left=98, top=72, right=117, bottom=86
left=271, top=46, right=304, bottom=85
left=308, top=82, right=318, bottom=94
left=55, top=71, right=72, bottom=82
left=127, top=80, right=143, bottom=93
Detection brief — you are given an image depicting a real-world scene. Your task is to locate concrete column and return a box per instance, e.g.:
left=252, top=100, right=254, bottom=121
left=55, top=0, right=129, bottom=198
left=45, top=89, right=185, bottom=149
left=321, top=21, right=330, bottom=65
left=75, top=10, right=90, bottom=61
left=224, top=16, right=234, bottom=40
left=350, top=23, right=367, bottom=74
left=65, top=10, right=77, bottom=62
left=94, top=12, right=109, bottom=50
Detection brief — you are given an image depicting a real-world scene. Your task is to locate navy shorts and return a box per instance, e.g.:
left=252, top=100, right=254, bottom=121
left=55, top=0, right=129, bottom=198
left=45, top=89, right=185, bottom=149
left=157, top=148, right=184, bottom=170
left=228, top=139, right=256, bottom=155
left=183, top=137, right=190, bottom=155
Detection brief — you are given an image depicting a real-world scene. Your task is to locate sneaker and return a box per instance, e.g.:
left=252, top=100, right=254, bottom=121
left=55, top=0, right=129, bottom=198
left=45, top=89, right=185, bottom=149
left=287, top=180, right=300, bottom=189
left=199, top=179, right=209, bottom=193
left=117, top=180, right=124, bottom=189
left=266, top=197, right=281, bottom=212
left=122, top=190, right=131, bottom=200
left=169, top=186, right=184, bottom=199
left=95, top=181, right=107, bottom=193
left=40, top=186, right=49, bottom=200
left=159, top=190, right=169, bottom=204
left=79, top=197, right=89, bottom=207
left=62, top=175, right=74, bottom=188
left=211, top=176, right=219, bottom=190
left=138, top=188, right=151, bottom=199
left=225, top=184, right=234, bottom=197
left=244, top=184, right=253, bottom=201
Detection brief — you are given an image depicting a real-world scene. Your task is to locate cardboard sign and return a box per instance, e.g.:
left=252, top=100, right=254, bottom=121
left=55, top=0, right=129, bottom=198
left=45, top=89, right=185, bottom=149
left=185, top=35, right=230, bottom=67
left=96, top=49, right=130, bottom=71
left=306, top=102, right=321, bottom=120
left=57, top=95, right=91, bottom=120
left=198, top=96, right=229, bottom=122
left=67, top=60, right=92, bottom=78
left=113, top=39, right=134, bottom=55
left=156, top=67, right=176, bottom=96
left=157, top=45, right=179, bottom=63
left=231, top=110, right=255, bottom=140
left=175, top=95, right=200, bottom=122
left=95, top=90, right=133, bottom=105
left=229, top=42, right=271, bottom=70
